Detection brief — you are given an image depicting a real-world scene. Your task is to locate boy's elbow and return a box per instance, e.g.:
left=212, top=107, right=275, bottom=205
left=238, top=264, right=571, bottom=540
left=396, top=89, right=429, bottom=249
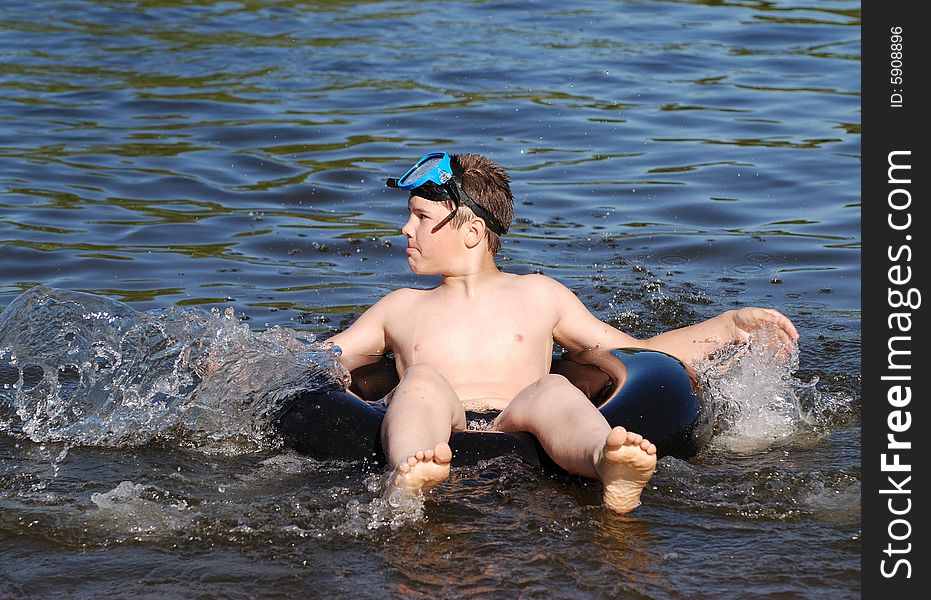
left=634, top=338, right=683, bottom=360
left=634, top=337, right=692, bottom=363
left=620, top=337, right=657, bottom=354
left=633, top=337, right=655, bottom=351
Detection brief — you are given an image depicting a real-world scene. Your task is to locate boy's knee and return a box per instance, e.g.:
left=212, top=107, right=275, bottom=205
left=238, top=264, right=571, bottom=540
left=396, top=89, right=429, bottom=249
left=397, top=364, right=454, bottom=398
left=535, top=373, right=575, bottom=394
left=401, top=363, right=445, bottom=385
left=525, top=374, right=589, bottom=410
left=509, top=374, right=578, bottom=412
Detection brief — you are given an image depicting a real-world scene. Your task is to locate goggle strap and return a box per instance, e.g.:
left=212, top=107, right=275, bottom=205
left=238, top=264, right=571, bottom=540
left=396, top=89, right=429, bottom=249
left=431, top=208, right=459, bottom=234
left=449, top=180, right=507, bottom=236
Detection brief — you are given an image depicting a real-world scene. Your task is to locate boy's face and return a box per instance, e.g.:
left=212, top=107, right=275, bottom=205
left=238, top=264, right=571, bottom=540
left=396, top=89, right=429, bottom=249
left=402, top=195, right=461, bottom=274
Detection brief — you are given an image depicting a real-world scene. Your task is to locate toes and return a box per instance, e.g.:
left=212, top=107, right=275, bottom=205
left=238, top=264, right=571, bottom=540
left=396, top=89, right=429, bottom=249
left=605, top=427, right=656, bottom=454
left=606, top=427, right=627, bottom=447
left=435, top=443, right=452, bottom=463
left=415, top=450, right=425, bottom=461
left=423, top=448, right=434, bottom=461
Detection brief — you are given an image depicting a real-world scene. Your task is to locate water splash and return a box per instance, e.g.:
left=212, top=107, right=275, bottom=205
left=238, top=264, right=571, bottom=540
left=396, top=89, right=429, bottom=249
left=332, top=473, right=427, bottom=534
left=693, top=326, right=838, bottom=452
left=0, top=287, right=349, bottom=454
left=89, top=480, right=194, bottom=539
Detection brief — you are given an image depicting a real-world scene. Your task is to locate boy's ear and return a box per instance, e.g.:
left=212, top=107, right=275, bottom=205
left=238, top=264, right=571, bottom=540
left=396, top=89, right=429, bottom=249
left=463, top=216, right=486, bottom=249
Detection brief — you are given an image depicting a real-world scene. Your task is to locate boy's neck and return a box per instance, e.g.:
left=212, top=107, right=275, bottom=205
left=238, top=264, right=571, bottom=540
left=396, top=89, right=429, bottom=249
left=439, top=255, right=503, bottom=297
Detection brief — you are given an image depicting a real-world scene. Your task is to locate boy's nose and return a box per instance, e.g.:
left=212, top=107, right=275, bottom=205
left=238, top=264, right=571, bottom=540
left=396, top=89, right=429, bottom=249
left=401, top=215, right=415, bottom=238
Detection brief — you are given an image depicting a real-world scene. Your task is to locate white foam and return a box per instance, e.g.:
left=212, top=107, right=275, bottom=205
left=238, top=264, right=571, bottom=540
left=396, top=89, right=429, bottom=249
left=1, top=287, right=349, bottom=455
left=328, top=472, right=427, bottom=535
left=90, top=480, right=193, bottom=536
left=695, top=326, right=815, bottom=452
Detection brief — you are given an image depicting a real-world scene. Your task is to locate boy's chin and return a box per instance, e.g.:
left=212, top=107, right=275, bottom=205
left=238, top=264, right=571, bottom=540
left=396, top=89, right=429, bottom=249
left=407, top=259, right=441, bottom=276
left=407, top=259, right=427, bottom=274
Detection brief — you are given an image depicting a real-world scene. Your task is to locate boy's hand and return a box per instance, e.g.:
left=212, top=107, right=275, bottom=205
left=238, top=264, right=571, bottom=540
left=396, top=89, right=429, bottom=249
left=732, top=307, right=799, bottom=356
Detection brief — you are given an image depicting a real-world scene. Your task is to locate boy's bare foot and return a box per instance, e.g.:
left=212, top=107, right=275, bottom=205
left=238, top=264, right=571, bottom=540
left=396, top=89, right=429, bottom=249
left=392, top=442, right=452, bottom=494
left=596, top=426, right=657, bottom=514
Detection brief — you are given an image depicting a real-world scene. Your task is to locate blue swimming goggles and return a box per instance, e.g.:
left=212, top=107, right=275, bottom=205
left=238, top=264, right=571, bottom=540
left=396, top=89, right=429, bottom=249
left=386, top=152, right=508, bottom=236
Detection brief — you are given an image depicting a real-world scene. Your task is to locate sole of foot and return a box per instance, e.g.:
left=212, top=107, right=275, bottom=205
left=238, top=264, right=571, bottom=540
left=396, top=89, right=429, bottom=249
left=596, top=426, right=657, bottom=514
left=393, top=442, right=453, bottom=494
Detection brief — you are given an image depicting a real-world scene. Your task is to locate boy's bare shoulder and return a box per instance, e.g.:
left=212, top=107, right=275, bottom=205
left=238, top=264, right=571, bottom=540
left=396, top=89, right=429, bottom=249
left=502, top=274, right=573, bottom=314
left=373, top=286, right=431, bottom=311
left=509, top=273, right=569, bottom=294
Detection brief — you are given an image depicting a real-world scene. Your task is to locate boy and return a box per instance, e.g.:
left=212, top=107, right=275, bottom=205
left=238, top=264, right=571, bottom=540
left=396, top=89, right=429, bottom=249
left=327, top=152, right=798, bottom=514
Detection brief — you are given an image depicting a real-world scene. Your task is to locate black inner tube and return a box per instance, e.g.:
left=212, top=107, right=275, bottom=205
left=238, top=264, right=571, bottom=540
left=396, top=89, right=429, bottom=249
left=276, top=348, right=711, bottom=468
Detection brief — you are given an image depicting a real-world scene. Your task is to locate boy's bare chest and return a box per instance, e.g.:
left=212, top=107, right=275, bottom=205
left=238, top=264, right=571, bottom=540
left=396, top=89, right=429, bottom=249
left=385, top=293, right=554, bottom=371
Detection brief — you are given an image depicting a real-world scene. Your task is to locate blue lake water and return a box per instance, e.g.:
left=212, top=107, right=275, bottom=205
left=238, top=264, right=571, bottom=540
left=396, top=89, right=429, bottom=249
left=1, top=1, right=860, bottom=598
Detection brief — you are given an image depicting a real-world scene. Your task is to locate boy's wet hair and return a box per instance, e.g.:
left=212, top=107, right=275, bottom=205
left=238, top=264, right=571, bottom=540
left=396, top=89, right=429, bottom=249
left=442, top=153, right=514, bottom=255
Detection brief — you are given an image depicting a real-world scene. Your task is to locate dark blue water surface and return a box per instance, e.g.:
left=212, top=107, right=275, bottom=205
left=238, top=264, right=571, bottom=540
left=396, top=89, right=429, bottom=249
left=1, top=1, right=859, bottom=598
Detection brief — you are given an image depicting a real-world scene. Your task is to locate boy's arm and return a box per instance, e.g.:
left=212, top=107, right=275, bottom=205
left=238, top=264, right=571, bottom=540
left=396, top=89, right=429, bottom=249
left=638, top=307, right=798, bottom=366
left=546, top=277, right=798, bottom=367
left=324, top=291, right=400, bottom=372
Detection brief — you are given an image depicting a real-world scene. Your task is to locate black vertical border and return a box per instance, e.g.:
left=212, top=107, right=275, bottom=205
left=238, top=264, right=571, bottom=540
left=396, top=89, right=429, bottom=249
left=862, top=1, right=926, bottom=596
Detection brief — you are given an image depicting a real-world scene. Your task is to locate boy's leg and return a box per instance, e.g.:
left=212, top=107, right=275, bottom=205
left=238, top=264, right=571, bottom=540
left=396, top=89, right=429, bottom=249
left=381, top=364, right=467, bottom=493
left=494, top=374, right=657, bottom=514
